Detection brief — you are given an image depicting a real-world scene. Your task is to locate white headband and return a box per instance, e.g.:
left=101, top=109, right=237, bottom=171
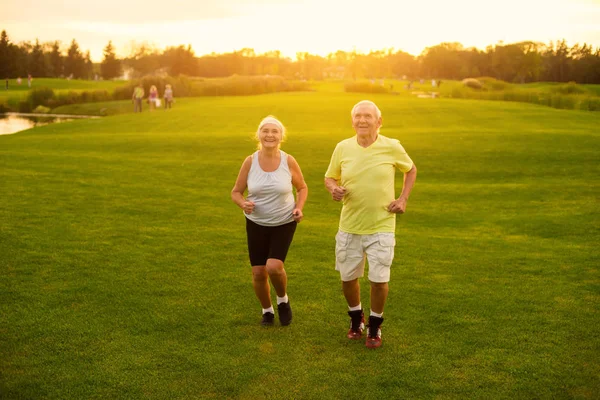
left=258, top=117, right=284, bottom=134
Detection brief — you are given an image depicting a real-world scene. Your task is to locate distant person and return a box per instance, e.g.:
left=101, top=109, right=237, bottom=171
left=148, top=85, right=158, bottom=110
left=324, top=100, right=417, bottom=349
left=231, top=116, right=308, bottom=327
left=431, top=79, right=436, bottom=87
left=16, top=77, right=22, bottom=85
left=28, top=74, right=32, bottom=88
left=437, top=80, right=442, bottom=88
left=164, top=84, right=174, bottom=109
left=132, top=83, right=145, bottom=113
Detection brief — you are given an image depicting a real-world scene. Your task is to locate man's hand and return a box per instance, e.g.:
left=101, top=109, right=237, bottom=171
left=387, top=198, right=407, bottom=214
left=331, top=186, right=347, bottom=202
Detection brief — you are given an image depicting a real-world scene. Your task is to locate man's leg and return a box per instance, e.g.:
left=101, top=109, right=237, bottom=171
left=365, top=233, right=395, bottom=348
left=370, top=282, right=389, bottom=314
left=342, top=278, right=360, bottom=308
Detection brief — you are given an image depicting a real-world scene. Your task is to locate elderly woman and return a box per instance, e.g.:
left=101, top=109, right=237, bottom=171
left=231, top=116, right=308, bottom=326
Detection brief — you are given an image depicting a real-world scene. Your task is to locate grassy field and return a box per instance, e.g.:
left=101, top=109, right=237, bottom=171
left=1, top=92, right=599, bottom=399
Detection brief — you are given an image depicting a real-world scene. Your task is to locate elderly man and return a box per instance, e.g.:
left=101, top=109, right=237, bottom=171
left=324, top=100, right=417, bottom=349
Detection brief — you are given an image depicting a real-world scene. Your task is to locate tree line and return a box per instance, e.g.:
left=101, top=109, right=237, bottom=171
left=1, top=29, right=599, bottom=84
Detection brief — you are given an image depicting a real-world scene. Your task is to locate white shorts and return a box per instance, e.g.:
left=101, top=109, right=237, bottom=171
left=335, top=231, right=396, bottom=283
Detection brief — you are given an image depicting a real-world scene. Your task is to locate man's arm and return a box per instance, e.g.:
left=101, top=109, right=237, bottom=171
left=325, top=177, right=347, bottom=202
left=387, top=164, right=417, bottom=214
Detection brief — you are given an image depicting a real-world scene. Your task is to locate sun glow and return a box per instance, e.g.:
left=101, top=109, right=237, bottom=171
left=4, top=0, right=600, bottom=61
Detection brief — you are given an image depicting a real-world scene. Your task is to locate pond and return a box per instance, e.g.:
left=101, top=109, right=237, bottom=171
left=0, top=113, right=99, bottom=135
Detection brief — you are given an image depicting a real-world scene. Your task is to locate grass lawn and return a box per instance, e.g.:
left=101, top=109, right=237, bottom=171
left=1, top=92, right=599, bottom=399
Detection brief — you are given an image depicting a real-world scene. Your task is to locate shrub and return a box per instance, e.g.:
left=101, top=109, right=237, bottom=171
left=461, top=78, right=483, bottom=90
left=579, top=97, right=600, bottom=111
left=476, top=77, right=511, bottom=91
left=32, top=105, right=51, bottom=113
left=27, top=87, right=55, bottom=108
left=189, top=75, right=311, bottom=96
left=344, top=81, right=389, bottom=94
left=18, top=101, right=32, bottom=113
left=551, top=82, right=587, bottom=95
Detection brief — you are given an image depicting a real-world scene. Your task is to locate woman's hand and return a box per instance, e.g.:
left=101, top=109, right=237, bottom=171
left=242, top=201, right=255, bottom=214
left=292, top=208, right=303, bottom=222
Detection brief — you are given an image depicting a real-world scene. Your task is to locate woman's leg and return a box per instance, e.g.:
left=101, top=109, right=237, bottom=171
left=266, top=259, right=287, bottom=297
left=252, top=266, right=271, bottom=308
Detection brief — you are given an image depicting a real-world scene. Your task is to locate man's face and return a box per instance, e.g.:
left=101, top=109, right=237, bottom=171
left=352, top=104, right=382, bottom=137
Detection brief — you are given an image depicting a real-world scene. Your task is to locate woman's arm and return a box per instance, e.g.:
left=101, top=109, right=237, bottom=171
left=231, top=156, right=255, bottom=214
left=288, top=155, right=308, bottom=222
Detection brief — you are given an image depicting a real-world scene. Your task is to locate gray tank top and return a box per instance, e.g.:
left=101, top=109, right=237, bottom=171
left=245, top=150, right=295, bottom=226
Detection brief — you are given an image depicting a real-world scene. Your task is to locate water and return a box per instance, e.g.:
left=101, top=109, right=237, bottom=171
left=0, top=114, right=77, bottom=135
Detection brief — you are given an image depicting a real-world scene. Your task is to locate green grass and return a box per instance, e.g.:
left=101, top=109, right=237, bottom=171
left=1, top=92, right=599, bottom=399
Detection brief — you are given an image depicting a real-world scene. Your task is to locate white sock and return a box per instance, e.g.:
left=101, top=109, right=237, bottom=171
left=348, top=303, right=362, bottom=312
left=370, top=310, right=383, bottom=318
left=276, top=295, right=288, bottom=305
left=262, top=306, right=274, bottom=314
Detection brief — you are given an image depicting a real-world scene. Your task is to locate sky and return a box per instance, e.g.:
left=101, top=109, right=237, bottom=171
left=3, top=0, right=600, bottom=61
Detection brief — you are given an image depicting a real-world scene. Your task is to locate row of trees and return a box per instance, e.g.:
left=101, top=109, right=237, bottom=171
left=1, top=29, right=599, bottom=83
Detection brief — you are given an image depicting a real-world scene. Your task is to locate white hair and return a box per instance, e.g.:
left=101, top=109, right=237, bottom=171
left=351, top=100, right=382, bottom=119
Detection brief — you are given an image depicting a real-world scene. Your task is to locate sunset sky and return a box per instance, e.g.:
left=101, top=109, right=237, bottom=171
left=3, top=0, right=600, bottom=61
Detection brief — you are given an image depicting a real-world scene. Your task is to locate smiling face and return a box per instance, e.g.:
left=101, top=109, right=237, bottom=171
left=258, top=123, right=283, bottom=150
left=352, top=103, right=382, bottom=140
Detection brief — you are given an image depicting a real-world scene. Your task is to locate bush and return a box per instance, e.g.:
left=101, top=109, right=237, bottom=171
left=113, top=75, right=194, bottom=100
left=189, top=75, right=311, bottom=96
left=27, top=87, right=55, bottom=109
left=476, top=77, right=511, bottom=91
left=344, top=81, right=389, bottom=94
left=32, top=105, right=51, bottom=113
left=461, top=78, right=483, bottom=90
left=18, top=101, right=32, bottom=113
left=551, top=82, right=587, bottom=95
left=579, top=97, right=600, bottom=111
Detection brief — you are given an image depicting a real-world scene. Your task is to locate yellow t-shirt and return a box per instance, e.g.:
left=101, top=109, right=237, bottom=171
left=325, top=134, right=414, bottom=234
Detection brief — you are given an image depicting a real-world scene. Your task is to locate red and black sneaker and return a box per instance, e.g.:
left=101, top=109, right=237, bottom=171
left=366, top=316, right=383, bottom=348
left=347, top=310, right=365, bottom=340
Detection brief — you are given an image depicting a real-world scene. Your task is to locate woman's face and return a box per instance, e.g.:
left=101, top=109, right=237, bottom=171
left=258, top=123, right=282, bottom=149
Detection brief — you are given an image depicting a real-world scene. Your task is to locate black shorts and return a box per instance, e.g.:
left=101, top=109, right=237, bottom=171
left=246, top=218, right=297, bottom=266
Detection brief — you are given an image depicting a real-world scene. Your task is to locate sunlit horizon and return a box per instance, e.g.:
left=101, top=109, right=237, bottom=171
left=4, top=0, right=600, bottom=62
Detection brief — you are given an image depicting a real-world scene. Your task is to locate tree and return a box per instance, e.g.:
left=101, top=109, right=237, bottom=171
left=29, top=39, right=47, bottom=77
left=84, top=51, right=94, bottom=79
left=48, top=41, right=63, bottom=77
left=0, top=30, right=12, bottom=78
left=64, top=39, right=85, bottom=78
left=163, top=44, right=197, bottom=76
left=100, top=41, right=121, bottom=79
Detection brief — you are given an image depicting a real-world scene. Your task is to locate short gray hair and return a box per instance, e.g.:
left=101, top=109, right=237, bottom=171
left=351, top=100, right=381, bottom=119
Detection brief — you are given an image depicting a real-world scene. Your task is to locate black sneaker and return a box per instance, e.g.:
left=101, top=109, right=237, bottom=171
left=261, top=312, right=275, bottom=326
left=277, top=302, right=293, bottom=326
left=347, top=310, right=365, bottom=340
left=366, top=316, right=384, bottom=348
